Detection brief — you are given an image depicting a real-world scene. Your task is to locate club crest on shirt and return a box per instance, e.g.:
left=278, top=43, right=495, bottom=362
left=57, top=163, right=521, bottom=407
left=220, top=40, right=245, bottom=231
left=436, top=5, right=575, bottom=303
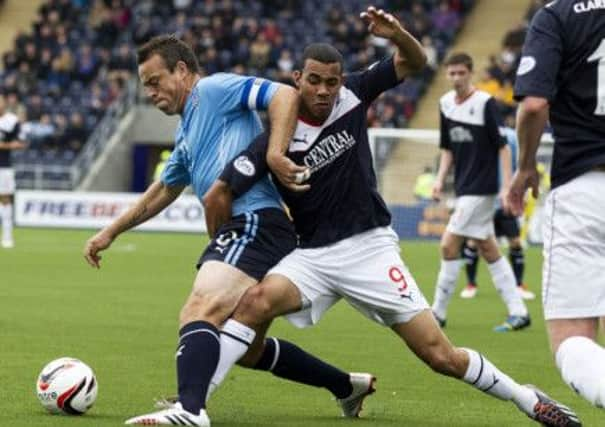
left=234, top=155, right=256, bottom=176
left=449, top=126, right=474, bottom=143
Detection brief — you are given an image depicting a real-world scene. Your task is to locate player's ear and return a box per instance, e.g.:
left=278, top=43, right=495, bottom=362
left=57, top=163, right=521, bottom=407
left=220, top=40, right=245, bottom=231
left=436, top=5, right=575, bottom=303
left=175, top=60, right=188, bottom=78
left=292, top=70, right=302, bottom=88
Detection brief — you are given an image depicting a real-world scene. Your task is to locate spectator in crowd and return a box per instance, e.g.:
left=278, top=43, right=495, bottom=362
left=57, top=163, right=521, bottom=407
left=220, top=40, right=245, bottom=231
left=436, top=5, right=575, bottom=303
left=1, top=0, right=475, bottom=179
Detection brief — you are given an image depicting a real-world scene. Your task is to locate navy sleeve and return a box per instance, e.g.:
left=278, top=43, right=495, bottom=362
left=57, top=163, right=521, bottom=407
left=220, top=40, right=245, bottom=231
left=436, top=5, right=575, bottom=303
left=439, top=111, right=450, bottom=150
left=514, top=8, right=563, bottom=101
left=219, top=133, right=270, bottom=198
left=345, top=56, right=401, bottom=105
left=484, top=97, right=507, bottom=148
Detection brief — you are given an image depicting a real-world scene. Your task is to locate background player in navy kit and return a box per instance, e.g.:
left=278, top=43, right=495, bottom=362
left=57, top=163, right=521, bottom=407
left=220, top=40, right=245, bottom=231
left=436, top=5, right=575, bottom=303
left=203, top=7, right=580, bottom=426
left=0, top=94, right=26, bottom=249
left=461, top=125, right=535, bottom=300
left=508, top=0, right=605, bottom=409
left=83, top=36, right=369, bottom=427
left=430, top=53, right=531, bottom=332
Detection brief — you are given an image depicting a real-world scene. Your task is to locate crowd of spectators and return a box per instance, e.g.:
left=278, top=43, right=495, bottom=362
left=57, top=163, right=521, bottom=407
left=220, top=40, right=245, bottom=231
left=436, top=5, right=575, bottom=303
left=475, top=0, right=546, bottom=127
left=1, top=0, right=135, bottom=164
left=0, top=0, right=475, bottom=166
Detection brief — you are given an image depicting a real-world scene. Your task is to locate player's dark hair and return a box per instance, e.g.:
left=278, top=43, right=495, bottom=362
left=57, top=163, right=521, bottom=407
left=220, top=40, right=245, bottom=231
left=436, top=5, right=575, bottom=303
left=300, top=43, right=344, bottom=72
left=137, top=34, right=200, bottom=74
left=444, top=52, right=473, bottom=71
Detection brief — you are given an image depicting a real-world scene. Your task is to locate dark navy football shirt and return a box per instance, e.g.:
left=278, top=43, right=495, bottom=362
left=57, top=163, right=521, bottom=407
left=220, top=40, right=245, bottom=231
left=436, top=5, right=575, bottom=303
left=439, top=90, right=507, bottom=196
left=221, top=57, right=401, bottom=248
left=0, top=112, right=21, bottom=167
left=514, top=0, right=605, bottom=188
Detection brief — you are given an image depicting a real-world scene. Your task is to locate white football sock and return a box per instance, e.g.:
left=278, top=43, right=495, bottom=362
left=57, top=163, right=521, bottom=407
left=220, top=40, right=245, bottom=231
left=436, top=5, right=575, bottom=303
left=462, top=348, right=538, bottom=415
left=432, top=259, right=462, bottom=319
left=487, top=257, right=527, bottom=317
left=208, top=319, right=256, bottom=398
left=1, top=204, right=13, bottom=242
left=556, top=336, right=605, bottom=408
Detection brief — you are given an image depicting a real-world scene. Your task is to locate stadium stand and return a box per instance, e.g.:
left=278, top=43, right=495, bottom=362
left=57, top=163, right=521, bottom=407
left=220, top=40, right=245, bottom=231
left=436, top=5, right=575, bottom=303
left=0, top=0, right=475, bottom=189
left=476, top=0, right=546, bottom=125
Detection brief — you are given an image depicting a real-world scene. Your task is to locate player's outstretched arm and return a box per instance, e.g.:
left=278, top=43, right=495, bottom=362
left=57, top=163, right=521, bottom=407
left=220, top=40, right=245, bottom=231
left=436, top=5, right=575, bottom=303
left=507, top=96, right=549, bottom=216
left=360, top=6, right=426, bottom=80
left=83, top=181, right=185, bottom=268
left=266, top=85, right=310, bottom=192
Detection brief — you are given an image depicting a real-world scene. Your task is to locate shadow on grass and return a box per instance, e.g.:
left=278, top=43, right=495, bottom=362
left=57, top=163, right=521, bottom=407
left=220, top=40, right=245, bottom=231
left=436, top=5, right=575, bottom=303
left=211, top=414, right=508, bottom=427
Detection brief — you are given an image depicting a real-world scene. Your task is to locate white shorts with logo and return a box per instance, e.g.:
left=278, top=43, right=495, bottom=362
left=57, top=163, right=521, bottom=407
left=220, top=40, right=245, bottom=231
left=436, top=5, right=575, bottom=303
left=446, top=195, right=496, bottom=240
left=542, top=171, right=605, bottom=320
left=268, top=226, right=430, bottom=328
left=0, top=168, right=15, bottom=195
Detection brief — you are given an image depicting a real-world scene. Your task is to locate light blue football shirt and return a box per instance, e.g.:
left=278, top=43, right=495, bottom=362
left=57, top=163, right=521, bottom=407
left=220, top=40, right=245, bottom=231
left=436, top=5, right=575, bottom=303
left=496, top=126, right=518, bottom=208
left=161, top=73, right=283, bottom=216
left=498, top=126, right=518, bottom=183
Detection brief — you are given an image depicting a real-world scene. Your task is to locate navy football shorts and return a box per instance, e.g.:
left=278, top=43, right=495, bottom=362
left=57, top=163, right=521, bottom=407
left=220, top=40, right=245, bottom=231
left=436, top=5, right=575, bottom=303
left=198, top=208, right=297, bottom=281
left=494, top=208, right=520, bottom=238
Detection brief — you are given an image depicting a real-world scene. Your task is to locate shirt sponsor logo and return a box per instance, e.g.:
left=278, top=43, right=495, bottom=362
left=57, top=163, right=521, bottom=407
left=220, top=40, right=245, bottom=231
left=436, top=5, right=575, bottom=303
left=573, top=0, right=605, bottom=13
left=234, top=155, right=256, bottom=176
left=302, top=130, right=357, bottom=171
left=449, top=126, right=474, bottom=143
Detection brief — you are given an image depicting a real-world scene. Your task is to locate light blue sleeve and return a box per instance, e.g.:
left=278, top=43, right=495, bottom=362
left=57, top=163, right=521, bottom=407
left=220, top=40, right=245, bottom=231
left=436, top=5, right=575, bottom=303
left=505, top=127, right=518, bottom=172
left=160, top=144, right=191, bottom=187
left=202, top=73, right=280, bottom=113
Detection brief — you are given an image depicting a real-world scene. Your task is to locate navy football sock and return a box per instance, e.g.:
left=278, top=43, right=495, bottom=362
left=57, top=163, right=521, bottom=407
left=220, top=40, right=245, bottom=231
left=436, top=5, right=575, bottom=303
left=509, top=247, right=525, bottom=286
left=177, top=321, right=220, bottom=413
left=462, top=243, right=479, bottom=285
left=254, top=337, right=353, bottom=399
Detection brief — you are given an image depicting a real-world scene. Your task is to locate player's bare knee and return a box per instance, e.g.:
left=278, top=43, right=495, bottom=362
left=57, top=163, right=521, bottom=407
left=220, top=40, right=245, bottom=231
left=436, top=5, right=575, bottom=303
left=440, top=242, right=459, bottom=260
left=476, top=239, right=500, bottom=262
left=234, top=286, right=273, bottom=326
left=508, top=237, right=522, bottom=250
left=179, top=293, right=229, bottom=326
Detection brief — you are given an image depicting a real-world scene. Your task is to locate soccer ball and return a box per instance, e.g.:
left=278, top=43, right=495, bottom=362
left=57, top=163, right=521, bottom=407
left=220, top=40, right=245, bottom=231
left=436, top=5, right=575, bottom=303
left=36, top=357, right=98, bottom=415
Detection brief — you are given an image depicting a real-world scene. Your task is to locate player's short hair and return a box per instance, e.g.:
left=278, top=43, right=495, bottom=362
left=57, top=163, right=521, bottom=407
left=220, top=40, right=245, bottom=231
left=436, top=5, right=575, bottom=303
left=444, top=52, right=473, bottom=71
left=137, top=34, right=200, bottom=74
left=300, top=43, right=344, bottom=72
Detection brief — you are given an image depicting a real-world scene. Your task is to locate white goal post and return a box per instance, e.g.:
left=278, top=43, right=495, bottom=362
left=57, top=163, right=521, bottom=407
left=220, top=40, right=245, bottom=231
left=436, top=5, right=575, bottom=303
left=367, top=127, right=554, bottom=243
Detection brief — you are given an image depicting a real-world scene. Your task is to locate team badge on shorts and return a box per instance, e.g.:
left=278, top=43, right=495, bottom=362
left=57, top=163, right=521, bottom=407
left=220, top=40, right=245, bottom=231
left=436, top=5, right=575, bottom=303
left=214, top=230, right=238, bottom=254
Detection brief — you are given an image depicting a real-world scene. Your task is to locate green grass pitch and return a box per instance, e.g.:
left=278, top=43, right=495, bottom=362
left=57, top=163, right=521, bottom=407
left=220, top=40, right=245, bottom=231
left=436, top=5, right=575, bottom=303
left=1, top=228, right=603, bottom=426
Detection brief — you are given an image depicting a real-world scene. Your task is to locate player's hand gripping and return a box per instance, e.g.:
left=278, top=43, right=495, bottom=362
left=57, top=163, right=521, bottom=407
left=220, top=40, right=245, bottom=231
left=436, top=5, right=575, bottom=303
left=267, top=151, right=310, bottom=192
left=360, top=6, right=403, bottom=39
left=83, top=230, right=115, bottom=269
left=506, top=168, right=540, bottom=217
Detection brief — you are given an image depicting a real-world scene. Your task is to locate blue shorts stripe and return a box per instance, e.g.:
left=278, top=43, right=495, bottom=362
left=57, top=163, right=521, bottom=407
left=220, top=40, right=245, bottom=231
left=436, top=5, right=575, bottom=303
left=230, top=213, right=259, bottom=265
left=239, top=78, right=254, bottom=110
left=256, top=81, right=271, bottom=110
left=225, top=212, right=251, bottom=264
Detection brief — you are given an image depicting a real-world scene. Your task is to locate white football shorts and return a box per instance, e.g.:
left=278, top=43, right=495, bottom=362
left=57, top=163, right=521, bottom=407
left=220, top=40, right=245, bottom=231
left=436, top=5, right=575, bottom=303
left=0, top=168, right=15, bottom=195
left=542, top=170, right=605, bottom=320
left=446, top=195, right=496, bottom=240
left=268, top=226, right=430, bottom=328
